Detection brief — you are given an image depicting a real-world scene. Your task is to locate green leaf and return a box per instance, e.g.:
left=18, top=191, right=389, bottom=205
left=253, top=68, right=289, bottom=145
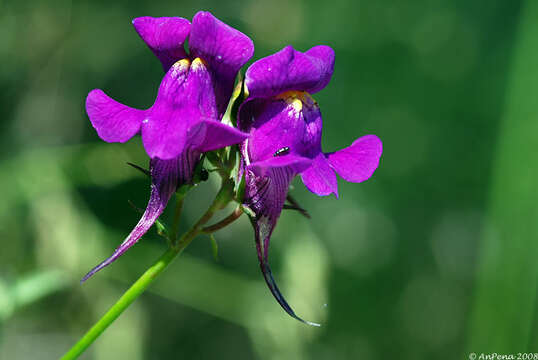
left=467, top=1, right=538, bottom=353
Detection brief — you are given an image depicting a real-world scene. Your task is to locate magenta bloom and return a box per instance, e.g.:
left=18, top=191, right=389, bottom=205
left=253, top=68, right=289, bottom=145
left=83, top=12, right=253, bottom=281
left=238, top=46, right=383, bottom=324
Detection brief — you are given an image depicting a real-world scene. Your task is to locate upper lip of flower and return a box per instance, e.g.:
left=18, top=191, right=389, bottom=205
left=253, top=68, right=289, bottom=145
left=244, top=45, right=335, bottom=100
left=133, top=12, right=254, bottom=119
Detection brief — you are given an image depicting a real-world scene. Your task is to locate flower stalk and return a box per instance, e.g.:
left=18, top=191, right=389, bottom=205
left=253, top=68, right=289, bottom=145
left=201, top=206, right=243, bottom=234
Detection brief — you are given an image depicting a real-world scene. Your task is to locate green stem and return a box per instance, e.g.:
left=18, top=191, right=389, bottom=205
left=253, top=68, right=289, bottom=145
left=62, top=182, right=230, bottom=360
left=61, top=246, right=179, bottom=360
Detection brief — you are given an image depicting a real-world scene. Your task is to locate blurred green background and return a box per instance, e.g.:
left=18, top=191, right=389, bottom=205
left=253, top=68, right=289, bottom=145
left=1, top=0, right=537, bottom=359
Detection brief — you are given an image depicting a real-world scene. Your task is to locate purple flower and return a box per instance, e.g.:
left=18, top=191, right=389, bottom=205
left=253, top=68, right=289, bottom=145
left=82, top=12, right=253, bottom=281
left=238, top=45, right=383, bottom=324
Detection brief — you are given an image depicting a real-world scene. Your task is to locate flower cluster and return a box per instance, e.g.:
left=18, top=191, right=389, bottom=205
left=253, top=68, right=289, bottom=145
left=84, top=11, right=382, bottom=325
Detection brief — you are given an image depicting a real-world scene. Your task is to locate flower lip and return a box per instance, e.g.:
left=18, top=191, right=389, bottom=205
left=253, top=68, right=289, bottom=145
left=132, top=16, right=191, bottom=72
left=244, top=45, right=335, bottom=99
left=188, top=11, right=255, bottom=116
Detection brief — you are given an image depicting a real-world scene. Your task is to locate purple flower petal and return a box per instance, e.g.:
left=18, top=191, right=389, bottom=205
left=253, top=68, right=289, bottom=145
left=327, top=135, right=383, bottom=183
left=141, top=58, right=218, bottom=160
left=300, top=154, right=338, bottom=197
left=189, top=11, right=254, bottom=116
left=304, top=46, right=335, bottom=94
left=245, top=45, right=334, bottom=99
left=86, top=89, right=145, bottom=143
left=82, top=154, right=199, bottom=282
left=243, top=159, right=318, bottom=326
left=187, top=119, right=248, bottom=152
left=132, top=16, right=191, bottom=72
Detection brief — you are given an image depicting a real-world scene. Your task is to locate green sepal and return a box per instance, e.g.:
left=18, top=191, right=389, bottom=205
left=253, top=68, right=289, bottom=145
left=235, top=171, right=246, bottom=203
left=126, top=162, right=150, bottom=177
left=284, top=194, right=311, bottom=219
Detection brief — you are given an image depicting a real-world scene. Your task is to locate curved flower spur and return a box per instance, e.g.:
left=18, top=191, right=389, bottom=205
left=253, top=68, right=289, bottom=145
left=238, top=45, right=383, bottom=325
left=83, top=12, right=253, bottom=281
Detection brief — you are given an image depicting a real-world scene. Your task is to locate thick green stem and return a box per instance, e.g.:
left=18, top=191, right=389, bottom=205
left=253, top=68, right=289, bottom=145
left=61, top=181, right=233, bottom=360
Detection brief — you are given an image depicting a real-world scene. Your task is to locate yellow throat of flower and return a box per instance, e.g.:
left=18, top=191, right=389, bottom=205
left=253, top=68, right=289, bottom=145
left=172, top=58, right=191, bottom=72
left=276, top=90, right=316, bottom=111
left=191, top=57, right=207, bottom=70
left=171, top=57, right=207, bottom=73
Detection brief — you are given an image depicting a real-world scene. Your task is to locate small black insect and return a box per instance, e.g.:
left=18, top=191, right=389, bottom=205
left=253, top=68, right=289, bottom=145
left=273, top=146, right=290, bottom=157
left=199, top=168, right=209, bottom=181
